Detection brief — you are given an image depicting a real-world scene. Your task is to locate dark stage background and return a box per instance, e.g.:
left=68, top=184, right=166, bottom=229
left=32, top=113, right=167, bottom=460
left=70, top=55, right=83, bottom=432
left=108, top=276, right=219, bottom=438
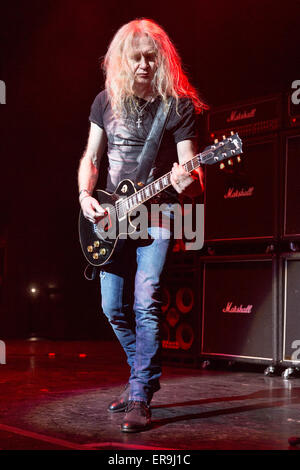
left=0, top=0, right=299, bottom=340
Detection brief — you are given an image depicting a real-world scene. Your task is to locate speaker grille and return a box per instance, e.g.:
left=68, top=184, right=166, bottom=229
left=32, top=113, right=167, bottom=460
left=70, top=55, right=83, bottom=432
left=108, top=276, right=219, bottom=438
left=161, top=267, right=200, bottom=360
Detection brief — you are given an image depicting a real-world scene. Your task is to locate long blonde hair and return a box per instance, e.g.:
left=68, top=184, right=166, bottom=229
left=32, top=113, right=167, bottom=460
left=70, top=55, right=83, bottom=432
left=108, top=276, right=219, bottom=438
left=102, top=18, right=208, bottom=117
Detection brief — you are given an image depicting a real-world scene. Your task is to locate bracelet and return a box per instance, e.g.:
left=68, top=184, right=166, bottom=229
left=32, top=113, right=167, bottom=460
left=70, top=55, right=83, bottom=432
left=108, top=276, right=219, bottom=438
left=79, top=189, right=91, bottom=197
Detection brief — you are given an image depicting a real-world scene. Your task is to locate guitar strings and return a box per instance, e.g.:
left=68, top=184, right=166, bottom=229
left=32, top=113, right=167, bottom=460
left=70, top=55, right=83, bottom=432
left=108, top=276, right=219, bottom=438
left=115, top=136, right=239, bottom=220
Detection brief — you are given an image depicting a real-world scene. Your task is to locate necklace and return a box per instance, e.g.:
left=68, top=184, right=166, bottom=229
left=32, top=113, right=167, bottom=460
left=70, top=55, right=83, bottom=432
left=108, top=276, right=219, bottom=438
left=133, top=97, right=152, bottom=129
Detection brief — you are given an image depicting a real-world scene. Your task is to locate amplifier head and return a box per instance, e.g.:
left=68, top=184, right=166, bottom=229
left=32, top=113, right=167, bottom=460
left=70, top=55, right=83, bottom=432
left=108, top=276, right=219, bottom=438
left=208, top=94, right=282, bottom=140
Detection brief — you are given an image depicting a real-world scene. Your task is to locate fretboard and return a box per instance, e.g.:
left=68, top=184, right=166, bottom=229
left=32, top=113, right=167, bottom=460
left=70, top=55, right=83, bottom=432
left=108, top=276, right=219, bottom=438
left=116, top=151, right=204, bottom=220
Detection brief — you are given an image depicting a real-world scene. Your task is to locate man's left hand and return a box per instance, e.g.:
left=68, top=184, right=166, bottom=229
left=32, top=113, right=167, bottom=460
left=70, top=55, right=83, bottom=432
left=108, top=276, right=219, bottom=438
left=170, top=162, right=195, bottom=194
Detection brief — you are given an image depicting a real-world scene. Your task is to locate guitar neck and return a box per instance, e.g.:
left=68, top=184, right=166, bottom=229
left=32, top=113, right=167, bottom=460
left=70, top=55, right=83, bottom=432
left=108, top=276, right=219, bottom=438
left=117, top=152, right=204, bottom=218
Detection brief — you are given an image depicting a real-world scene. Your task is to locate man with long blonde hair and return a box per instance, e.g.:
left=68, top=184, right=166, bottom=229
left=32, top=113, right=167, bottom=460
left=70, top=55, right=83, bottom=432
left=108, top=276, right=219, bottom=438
left=78, top=18, right=206, bottom=432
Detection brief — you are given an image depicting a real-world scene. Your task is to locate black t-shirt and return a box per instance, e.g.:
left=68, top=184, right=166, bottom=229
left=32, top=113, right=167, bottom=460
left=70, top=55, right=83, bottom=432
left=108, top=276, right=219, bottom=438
left=89, top=89, right=197, bottom=202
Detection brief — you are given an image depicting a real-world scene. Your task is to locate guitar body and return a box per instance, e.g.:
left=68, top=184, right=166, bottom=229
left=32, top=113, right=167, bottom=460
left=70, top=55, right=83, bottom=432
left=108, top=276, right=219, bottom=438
left=79, top=179, right=138, bottom=267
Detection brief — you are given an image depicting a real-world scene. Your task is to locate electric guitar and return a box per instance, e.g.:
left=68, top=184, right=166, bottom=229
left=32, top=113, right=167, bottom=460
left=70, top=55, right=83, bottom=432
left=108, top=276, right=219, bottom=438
left=79, top=133, right=243, bottom=266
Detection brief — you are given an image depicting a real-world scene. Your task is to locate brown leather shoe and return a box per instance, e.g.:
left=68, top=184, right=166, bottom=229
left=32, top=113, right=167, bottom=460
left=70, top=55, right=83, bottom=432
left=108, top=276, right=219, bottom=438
left=107, top=384, right=130, bottom=413
left=121, top=401, right=151, bottom=433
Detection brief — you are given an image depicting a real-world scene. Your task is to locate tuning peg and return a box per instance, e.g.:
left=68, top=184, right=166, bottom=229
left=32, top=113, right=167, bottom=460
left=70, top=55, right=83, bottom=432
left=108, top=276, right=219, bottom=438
left=214, top=138, right=219, bottom=144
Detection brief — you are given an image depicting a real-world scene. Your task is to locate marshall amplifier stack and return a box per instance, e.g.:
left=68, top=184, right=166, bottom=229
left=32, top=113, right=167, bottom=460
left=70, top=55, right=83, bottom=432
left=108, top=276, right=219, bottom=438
left=197, top=91, right=300, bottom=374
left=278, top=93, right=300, bottom=374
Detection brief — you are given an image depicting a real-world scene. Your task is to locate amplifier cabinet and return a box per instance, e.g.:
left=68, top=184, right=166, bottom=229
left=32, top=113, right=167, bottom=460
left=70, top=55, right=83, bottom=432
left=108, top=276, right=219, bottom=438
left=204, top=135, right=279, bottom=243
left=282, top=131, right=300, bottom=240
left=279, top=253, right=300, bottom=366
left=200, top=254, right=279, bottom=365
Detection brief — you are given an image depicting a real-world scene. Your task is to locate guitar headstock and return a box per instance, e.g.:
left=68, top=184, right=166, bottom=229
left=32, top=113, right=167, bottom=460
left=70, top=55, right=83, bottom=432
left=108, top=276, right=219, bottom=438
left=201, top=132, right=243, bottom=165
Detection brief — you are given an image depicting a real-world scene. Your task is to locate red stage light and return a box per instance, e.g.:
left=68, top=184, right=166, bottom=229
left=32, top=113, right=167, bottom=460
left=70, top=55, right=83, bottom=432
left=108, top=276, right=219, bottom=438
left=78, top=353, right=87, bottom=358
left=48, top=352, right=56, bottom=357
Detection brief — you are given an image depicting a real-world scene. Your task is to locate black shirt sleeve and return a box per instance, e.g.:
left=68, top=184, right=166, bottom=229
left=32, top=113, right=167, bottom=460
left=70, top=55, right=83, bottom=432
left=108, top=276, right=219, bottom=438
left=89, top=91, right=106, bottom=129
left=169, top=98, right=197, bottom=144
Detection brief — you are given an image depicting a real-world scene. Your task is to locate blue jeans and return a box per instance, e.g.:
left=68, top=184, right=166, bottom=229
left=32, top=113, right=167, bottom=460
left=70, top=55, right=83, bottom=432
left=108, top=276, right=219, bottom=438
left=100, top=226, right=172, bottom=404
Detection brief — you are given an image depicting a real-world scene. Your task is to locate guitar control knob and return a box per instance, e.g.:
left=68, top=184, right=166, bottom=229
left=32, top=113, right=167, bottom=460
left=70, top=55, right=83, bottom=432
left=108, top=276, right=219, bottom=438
left=93, top=253, right=99, bottom=260
left=87, top=246, right=93, bottom=252
left=99, top=248, right=107, bottom=256
left=94, top=240, right=100, bottom=247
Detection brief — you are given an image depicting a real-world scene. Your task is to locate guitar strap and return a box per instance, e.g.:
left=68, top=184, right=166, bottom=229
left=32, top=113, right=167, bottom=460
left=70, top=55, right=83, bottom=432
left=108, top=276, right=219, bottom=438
left=83, top=97, right=173, bottom=281
left=134, top=96, right=174, bottom=187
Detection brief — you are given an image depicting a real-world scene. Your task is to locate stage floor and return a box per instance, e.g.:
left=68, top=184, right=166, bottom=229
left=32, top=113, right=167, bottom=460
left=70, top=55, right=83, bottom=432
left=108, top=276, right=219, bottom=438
left=0, top=340, right=300, bottom=452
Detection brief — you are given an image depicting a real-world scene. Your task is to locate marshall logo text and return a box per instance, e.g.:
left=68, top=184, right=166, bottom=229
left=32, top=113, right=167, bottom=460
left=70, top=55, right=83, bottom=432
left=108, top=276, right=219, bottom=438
left=224, top=187, right=254, bottom=199
left=226, top=108, right=256, bottom=123
left=222, top=302, right=253, bottom=314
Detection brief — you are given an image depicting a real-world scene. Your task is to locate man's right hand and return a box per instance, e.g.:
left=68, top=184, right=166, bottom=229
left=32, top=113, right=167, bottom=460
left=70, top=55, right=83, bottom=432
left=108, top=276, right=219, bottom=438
left=80, top=196, right=107, bottom=223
